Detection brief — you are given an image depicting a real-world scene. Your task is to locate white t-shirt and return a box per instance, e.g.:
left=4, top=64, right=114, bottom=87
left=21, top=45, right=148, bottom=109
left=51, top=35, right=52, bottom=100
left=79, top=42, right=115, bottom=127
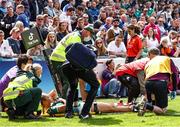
left=59, top=12, right=72, bottom=32
left=107, top=41, right=127, bottom=53
left=146, top=37, right=159, bottom=49
left=0, top=40, right=14, bottom=57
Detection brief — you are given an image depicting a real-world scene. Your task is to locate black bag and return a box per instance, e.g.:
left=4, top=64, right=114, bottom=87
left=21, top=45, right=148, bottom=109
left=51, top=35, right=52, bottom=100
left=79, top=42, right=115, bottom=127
left=65, top=43, right=97, bottom=71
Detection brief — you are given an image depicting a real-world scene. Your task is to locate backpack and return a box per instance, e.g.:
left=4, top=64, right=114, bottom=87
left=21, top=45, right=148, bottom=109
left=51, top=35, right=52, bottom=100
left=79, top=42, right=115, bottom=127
left=65, top=43, right=97, bottom=71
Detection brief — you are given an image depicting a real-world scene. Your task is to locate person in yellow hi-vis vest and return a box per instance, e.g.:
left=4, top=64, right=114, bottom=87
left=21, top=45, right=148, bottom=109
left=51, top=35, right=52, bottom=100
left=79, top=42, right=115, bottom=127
left=50, top=24, right=94, bottom=98
left=137, top=48, right=179, bottom=116
left=3, top=63, right=43, bottom=120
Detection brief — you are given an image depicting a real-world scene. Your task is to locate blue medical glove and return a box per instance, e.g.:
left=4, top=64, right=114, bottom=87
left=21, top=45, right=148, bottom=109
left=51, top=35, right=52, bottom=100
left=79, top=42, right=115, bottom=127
left=170, top=91, right=176, bottom=100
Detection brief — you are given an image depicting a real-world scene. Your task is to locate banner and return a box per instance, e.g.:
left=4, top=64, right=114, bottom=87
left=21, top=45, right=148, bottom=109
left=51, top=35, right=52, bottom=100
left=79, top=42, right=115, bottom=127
left=21, top=27, right=43, bottom=50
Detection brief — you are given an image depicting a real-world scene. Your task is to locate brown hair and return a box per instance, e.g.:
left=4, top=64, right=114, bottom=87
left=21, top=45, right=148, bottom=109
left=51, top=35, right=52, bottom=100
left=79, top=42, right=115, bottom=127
left=94, top=38, right=107, bottom=56
left=106, top=29, right=115, bottom=44
left=127, top=25, right=140, bottom=35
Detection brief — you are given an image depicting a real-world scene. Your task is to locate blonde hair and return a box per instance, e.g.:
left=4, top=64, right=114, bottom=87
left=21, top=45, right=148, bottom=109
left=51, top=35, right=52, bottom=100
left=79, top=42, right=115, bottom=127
left=44, top=32, right=57, bottom=49
left=94, top=38, right=107, bottom=56
left=15, top=21, right=24, bottom=27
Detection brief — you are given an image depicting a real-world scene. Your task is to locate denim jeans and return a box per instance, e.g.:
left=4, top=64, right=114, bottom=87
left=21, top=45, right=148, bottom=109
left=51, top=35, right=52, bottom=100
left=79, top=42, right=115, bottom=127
left=104, top=78, right=121, bottom=95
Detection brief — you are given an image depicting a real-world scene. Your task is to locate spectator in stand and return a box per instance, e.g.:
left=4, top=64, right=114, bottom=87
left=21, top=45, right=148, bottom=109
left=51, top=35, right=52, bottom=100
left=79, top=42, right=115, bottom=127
left=53, top=0, right=62, bottom=17
left=145, top=27, right=159, bottom=49
left=74, top=18, right=84, bottom=32
left=14, top=21, right=24, bottom=34
left=56, top=20, right=69, bottom=42
left=158, top=37, right=172, bottom=56
left=2, top=5, right=17, bottom=39
left=96, top=9, right=107, bottom=24
left=28, top=0, right=47, bottom=21
left=130, top=17, right=137, bottom=26
left=43, top=14, right=51, bottom=28
left=82, top=13, right=90, bottom=26
left=126, top=25, right=143, bottom=63
left=96, top=26, right=106, bottom=39
left=44, top=32, right=57, bottom=50
left=14, top=0, right=30, bottom=18
left=14, top=21, right=27, bottom=53
left=101, top=17, right=113, bottom=32
left=107, top=34, right=126, bottom=58
left=61, top=0, right=71, bottom=10
left=75, top=5, right=85, bottom=20
left=48, top=16, right=60, bottom=32
left=106, top=29, right=115, bottom=45
left=0, top=30, right=14, bottom=57
left=16, top=4, right=29, bottom=28
left=34, top=14, right=48, bottom=40
left=139, top=15, right=147, bottom=25
left=6, top=27, right=22, bottom=55
left=94, top=37, right=107, bottom=57
left=0, top=0, right=7, bottom=19
left=107, top=18, right=123, bottom=38
left=157, top=17, right=168, bottom=37
left=119, top=14, right=128, bottom=31
left=168, top=30, right=178, bottom=46
left=93, top=10, right=106, bottom=34
left=44, top=0, right=56, bottom=17
left=88, top=1, right=99, bottom=22
left=59, top=5, right=75, bottom=32
left=102, top=59, right=121, bottom=97
left=143, top=16, right=161, bottom=42
left=171, top=41, right=180, bottom=57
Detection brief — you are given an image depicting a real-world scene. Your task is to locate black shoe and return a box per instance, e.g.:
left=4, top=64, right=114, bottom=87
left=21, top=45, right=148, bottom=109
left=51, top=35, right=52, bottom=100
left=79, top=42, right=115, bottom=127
left=79, top=113, right=92, bottom=120
left=24, top=113, right=39, bottom=120
left=65, top=112, right=73, bottom=118
left=7, top=109, right=16, bottom=121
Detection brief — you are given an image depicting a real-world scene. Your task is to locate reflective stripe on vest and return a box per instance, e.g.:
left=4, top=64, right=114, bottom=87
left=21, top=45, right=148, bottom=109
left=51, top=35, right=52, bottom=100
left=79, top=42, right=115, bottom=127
left=15, top=78, right=31, bottom=86
left=2, top=91, right=19, bottom=97
left=3, top=75, right=33, bottom=101
left=50, top=32, right=81, bottom=62
left=51, top=53, right=66, bottom=60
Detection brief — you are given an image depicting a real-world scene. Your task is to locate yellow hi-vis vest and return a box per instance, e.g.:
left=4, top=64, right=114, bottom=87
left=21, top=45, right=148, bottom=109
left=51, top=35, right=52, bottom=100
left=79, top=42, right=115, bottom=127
left=3, top=75, right=33, bottom=101
left=145, top=56, right=172, bottom=80
left=50, top=32, right=81, bottom=62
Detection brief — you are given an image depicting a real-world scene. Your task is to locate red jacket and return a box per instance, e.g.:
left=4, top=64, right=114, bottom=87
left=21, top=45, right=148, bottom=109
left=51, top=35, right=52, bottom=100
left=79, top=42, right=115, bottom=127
left=116, top=58, right=150, bottom=77
left=143, top=23, right=161, bottom=42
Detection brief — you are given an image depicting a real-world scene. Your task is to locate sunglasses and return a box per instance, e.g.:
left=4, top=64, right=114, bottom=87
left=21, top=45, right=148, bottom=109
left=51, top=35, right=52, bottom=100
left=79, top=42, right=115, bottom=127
left=97, top=41, right=102, bottom=44
left=38, top=18, right=44, bottom=20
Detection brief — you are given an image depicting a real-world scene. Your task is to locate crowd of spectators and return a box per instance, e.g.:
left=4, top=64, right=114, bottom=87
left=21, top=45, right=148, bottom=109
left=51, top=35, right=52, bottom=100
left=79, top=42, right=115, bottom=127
left=0, top=0, right=179, bottom=58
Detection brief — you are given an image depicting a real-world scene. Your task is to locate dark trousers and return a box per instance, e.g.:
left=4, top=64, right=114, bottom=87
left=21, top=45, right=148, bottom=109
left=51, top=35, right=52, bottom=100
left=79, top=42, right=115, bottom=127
left=51, top=60, right=69, bottom=99
left=62, top=63, right=99, bottom=115
left=145, top=80, right=168, bottom=108
left=118, top=74, right=140, bottom=103
left=125, top=57, right=135, bottom=63
left=5, top=87, right=42, bottom=115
